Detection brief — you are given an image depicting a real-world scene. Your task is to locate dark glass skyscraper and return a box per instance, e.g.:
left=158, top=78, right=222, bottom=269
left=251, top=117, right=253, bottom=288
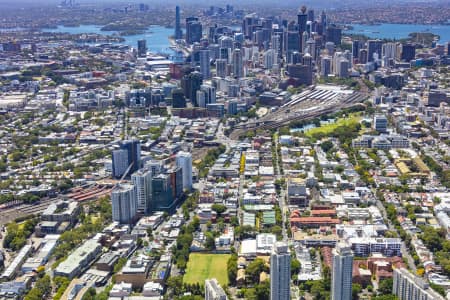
left=175, top=6, right=182, bottom=40
left=186, top=17, right=202, bottom=44
left=137, top=39, right=147, bottom=57
left=297, top=6, right=308, bottom=34
left=112, top=140, right=141, bottom=178
left=368, top=39, right=383, bottom=62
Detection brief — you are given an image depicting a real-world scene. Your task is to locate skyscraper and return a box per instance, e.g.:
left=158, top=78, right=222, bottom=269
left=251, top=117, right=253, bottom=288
left=112, top=184, right=137, bottom=224
left=331, top=243, right=353, bottom=300
left=112, top=149, right=129, bottom=179
left=352, top=40, right=362, bottom=59
left=297, top=6, right=308, bottom=35
left=176, top=151, right=193, bottom=191
left=131, top=168, right=152, bottom=214
left=112, top=140, right=141, bottom=179
left=286, top=31, right=300, bottom=64
left=326, top=25, right=342, bottom=46
left=171, top=88, right=186, bottom=108
left=151, top=174, right=174, bottom=212
left=137, top=39, right=147, bottom=57
left=401, top=44, right=416, bottom=62
left=199, top=49, right=211, bottom=79
left=321, top=56, right=331, bottom=77
left=186, top=17, right=202, bottom=44
left=232, top=49, right=243, bottom=78
left=367, top=39, right=383, bottom=62
left=270, top=242, right=291, bottom=300
left=215, top=59, right=227, bottom=78
left=175, top=6, right=182, bottom=40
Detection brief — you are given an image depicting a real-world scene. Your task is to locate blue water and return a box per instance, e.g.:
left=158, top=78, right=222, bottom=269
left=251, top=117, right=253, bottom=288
left=42, top=24, right=176, bottom=55
left=345, top=23, right=450, bottom=43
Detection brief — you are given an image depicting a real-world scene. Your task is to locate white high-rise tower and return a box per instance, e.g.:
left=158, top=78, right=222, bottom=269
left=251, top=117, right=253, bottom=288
left=270, top=242, right=291, bottom=300
left=176, top=151, right=193, bottom=191
left=331, top=242, right=354, bottom=300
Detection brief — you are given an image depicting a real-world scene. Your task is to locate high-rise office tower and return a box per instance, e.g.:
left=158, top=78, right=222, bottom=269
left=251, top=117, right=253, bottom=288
left=205, top=278, right=228, bottom=300
left=263, top=49, right=275, bottom=69
left=219, top=36, right=234, bottom=50
left=151, top=174, right=174, bottom=212
left=297, top=6, right=308, bottom=35
left=401, top=44, right=416, bottom=62
left=291, top=51, right=302, bottom=65
left=306, top=38, right=316, bottom=59
left=242, top=13, right=258, bottom=39
left=326, top=25, right=342, bottom=45
left=321, top=56, right=331, bottom=77
left=182, top=71, right=203, bottom=106
left=112, top=184, right=137, bottom=224
left=301, top=31, right=308, bottom=53
left=199, top=49, right=211, bottom=79
left=112, top=149, right=129, bottom=179
left=307, top=9, right=314, bottom=22
left=175, top=6, right=182, bottom=40
left=137, top=39, right=147, bottom=57
left=112, top=140, right=141, bottom=178
left=358, top=49, right=368, bottom=64
left=331, top=243, right=353, bottom=300
left=325, top=41, right=335, bottom=56
left=319, top=10, right=327, bottom=35
left=337, top=59, right=350, bottom=78
left=393, top=268, right=445, bottom=300
left=197, top=90, right=207, bottom=108
left=189, top=71, right=203, bottom=106
left=176, top=151, right=193, bottom=191
left=382, top=42, right=397, bottom=59
left=215, top=59, right=227, bottom=78
left=286, top=31, right=300, bottom=64
left=352, top=40, right=362, bottom=59
left=171, top=88, right=186, bottom=108
left=320, top=10, right=327, bottom=28
left=131, top=168, right=152, bottom=214
left=232, top=48, right=244, bottom=78
left=271, top=33, right=281, bottom=58
left=367, top=39, right=383, bottom=62
left=201, top=84, right=216, bottom=104
left=186, top=17, right=202, bottom=44
left=166, top=166, right=183, bottom=200
left=270, top=242, right=291, bottom=300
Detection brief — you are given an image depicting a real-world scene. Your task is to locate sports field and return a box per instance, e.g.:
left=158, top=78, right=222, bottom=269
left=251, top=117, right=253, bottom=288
left=305, top=115, right=361, bottom=138
left=183, top=253, right=230, bottom=286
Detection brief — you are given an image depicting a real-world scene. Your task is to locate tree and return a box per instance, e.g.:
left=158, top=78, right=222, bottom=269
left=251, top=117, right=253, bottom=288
left=24, top=275, right=51, bottom=300
left=255, top=280, right=270, bottom=300
left=167, top=275, right=184, bottom=297
left=227, top=254, right=238, bottom=285
left=352, top=283, right=362, bottom=300
left=320, top=140, right=334, bottom=153
left=246, top=258, right=269, bottom=284
left=81, top=287, right=97, bottom=300
left=378, top=278, right=393, bottom=295
left=205, top=232, right=215, bottom=251
left=211, top=204, right=227, bottom=215
left=291, top=258, right=301, bottom=278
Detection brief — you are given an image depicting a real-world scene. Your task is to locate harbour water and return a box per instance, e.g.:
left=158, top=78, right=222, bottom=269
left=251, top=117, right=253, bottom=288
left=344, top=23, right=450, bottom=43
left=42, top=24, right=176, bottom=55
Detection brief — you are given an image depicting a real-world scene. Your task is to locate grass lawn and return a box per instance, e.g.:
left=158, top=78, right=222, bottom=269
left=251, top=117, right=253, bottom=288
left=184, top=253, right=230, bottom=286
left=305, top=115, right=361, bottom=138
